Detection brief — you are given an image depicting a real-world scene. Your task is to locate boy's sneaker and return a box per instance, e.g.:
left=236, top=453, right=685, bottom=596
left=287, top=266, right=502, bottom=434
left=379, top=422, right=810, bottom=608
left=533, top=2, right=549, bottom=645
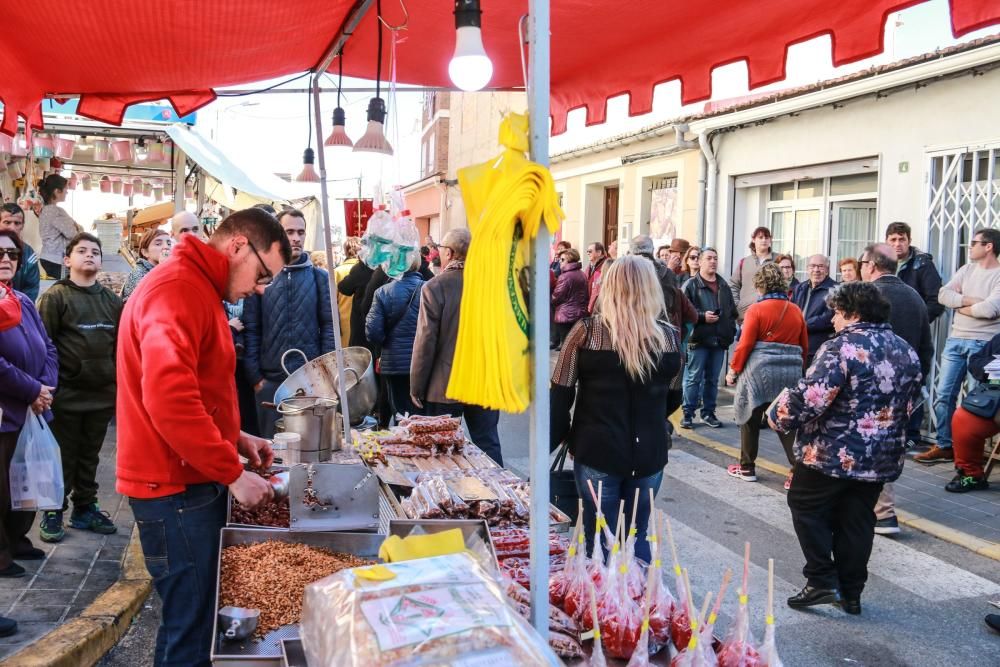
left=70, top=504, right=118, bottom=535
left=874, top=516, right=901, bottom=536
left=726, top=464, right=757, bottom=482
left=701, top=413, right=723, bottom=428
left=679, top=413, right=695, bottom=429
left=39, top=511, right=65, bottom=543
left=945, top=473, right=989, bottom=493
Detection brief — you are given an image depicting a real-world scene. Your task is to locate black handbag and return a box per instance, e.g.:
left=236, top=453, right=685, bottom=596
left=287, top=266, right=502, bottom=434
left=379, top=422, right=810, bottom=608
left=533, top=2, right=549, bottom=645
left=550, top=441, right=580, bottom=522
left=961, top=384, right=1000, bottom=425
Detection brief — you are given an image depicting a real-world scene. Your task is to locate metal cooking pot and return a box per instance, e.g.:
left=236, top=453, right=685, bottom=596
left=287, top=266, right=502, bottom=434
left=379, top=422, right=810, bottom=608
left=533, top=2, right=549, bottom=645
left=277, top=397, right=342, bottom=454
left=273, top=347, right=376, bottom=425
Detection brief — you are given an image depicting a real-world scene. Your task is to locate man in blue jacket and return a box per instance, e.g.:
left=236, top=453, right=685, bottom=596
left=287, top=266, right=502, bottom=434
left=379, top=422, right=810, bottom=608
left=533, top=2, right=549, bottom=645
left=243, top=209, right=335, bottom=437
left=0, top=204, right=40, bottom=301
left=792, top=255, right=837, bottom=366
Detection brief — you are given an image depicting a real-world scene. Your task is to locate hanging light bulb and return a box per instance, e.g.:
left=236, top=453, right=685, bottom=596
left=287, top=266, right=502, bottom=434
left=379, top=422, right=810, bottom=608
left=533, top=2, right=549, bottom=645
left=449, top=0, right=493, bottom=91
left=353, top=98, right=393, bottom=155
left=295, top=148, right=321, bottom=182
left=325, top=56, right=354, bottom=148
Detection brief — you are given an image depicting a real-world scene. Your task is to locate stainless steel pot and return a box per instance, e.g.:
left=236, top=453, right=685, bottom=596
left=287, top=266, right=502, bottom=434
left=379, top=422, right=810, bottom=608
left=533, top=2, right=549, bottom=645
left=273, top=347, right=376, bottom=425
left=277, top=397, right=342, bottom=454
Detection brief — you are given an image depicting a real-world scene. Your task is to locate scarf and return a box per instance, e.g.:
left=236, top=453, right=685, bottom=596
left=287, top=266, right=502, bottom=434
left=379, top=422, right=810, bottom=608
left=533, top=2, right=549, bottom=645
left=756, top=292, right=788, bottom=303
left=0, top=282, right=24, bottom=332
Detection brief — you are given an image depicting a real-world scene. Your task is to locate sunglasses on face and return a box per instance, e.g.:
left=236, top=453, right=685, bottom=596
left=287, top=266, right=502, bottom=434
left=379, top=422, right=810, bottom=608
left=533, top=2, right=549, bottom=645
left=0, top=248, right=21, bottom=260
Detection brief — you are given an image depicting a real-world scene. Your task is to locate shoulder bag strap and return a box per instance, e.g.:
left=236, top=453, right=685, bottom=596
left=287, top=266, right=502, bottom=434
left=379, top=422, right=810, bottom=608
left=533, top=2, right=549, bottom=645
left=762, top=300, right=790, bottom=341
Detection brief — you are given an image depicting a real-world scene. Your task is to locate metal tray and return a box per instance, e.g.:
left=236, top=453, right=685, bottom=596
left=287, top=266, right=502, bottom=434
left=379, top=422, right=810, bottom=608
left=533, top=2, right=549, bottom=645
left=211, top=527, right=384, bottom=666
left=288, top=463, right=379, bottom=532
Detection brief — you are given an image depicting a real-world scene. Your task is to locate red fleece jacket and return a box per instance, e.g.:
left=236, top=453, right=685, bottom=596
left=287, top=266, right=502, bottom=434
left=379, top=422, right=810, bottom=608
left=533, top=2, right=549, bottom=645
left=116, top=238, right=243, bottom=498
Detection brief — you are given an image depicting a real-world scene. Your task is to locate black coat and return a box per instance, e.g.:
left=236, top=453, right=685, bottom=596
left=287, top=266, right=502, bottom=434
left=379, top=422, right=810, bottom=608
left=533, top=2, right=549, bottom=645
left=792, top=276, right=837, bottom=360
left=873, top=275, right=933, bottom=377
left=337, top=261, right=375, bottom=348
left=551, top=318, right=681, bottom=478
left=897, top=247, right=944, bottom=323
left=682, top=273, right=737, bottom=349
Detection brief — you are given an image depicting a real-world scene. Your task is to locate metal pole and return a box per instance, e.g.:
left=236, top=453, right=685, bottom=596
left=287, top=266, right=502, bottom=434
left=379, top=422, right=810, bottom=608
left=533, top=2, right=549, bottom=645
left=172, top=146, right=185, bottom=213
left=527, top=0, right=551, bottom=639
left=312, top=71, right=354, bottom=448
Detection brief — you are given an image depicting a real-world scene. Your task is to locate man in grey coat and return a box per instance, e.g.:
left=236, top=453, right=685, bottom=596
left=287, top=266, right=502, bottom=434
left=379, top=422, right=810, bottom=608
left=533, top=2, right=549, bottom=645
left=410, top=228, right=502, bottom=464
left=861, top=242, right=932, bottom=536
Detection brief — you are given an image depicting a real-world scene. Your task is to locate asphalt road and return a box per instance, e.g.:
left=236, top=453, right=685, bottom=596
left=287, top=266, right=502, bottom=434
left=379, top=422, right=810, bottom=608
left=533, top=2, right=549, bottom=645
left=100, top=411, right=1000, bottom=666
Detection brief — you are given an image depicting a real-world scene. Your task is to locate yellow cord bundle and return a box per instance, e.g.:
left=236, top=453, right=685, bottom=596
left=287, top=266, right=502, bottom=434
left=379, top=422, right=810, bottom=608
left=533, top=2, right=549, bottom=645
left=446, top=112, right=564, bottom=412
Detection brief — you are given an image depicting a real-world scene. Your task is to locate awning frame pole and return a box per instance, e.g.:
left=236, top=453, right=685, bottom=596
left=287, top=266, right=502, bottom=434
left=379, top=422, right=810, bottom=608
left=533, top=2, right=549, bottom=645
left=527, top=0, right=551, bottom=639
left=309, top=0, right=377, bottom=447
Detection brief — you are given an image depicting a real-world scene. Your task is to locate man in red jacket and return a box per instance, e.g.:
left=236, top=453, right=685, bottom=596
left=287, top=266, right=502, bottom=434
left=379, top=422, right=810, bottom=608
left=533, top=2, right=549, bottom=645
left=117, top=207, right=290, bottom=667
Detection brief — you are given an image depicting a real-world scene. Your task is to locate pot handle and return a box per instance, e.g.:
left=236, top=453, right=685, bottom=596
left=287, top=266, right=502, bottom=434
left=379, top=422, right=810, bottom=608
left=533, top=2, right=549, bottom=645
left=224, top=620, right=240, bottom=639
left=345, top=367, right=360, bottom=384
left=280, top=349, right=309, bottom=377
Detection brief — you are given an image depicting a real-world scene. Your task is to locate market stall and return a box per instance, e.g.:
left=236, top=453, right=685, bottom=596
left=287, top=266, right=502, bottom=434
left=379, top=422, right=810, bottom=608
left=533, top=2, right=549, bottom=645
left=2, top=2, right=998, bottom=665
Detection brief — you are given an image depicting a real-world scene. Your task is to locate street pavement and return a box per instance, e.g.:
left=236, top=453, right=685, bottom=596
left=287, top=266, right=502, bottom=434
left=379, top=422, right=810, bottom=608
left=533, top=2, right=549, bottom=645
left=101, top=408, right=1000, bottom=666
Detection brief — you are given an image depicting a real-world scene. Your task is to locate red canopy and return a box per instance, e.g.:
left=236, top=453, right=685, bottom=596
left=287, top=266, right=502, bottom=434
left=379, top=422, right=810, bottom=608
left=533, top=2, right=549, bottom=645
left=2, top=0, right=997, bottom=136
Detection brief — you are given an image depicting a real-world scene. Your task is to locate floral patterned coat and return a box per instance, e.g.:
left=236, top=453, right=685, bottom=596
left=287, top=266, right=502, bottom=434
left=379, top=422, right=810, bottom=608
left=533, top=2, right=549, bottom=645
left=767, top=322, right=922, bottom=483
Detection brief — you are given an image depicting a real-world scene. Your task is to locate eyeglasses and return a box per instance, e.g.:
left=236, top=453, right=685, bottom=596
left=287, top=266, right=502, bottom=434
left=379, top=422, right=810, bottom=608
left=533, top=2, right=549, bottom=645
left=970, top=240, right=990, bottom=247
left=859, top=259, right=871, bottom=265
left=0, top=248, right=21, bottom=260
left=808, top=264, right=827, bottom=270
left=247, top=241, right=274, bottom=286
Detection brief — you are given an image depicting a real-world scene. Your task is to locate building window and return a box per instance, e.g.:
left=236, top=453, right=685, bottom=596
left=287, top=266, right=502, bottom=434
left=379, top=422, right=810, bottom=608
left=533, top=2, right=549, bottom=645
left=764, top=172, right=878, bottom=280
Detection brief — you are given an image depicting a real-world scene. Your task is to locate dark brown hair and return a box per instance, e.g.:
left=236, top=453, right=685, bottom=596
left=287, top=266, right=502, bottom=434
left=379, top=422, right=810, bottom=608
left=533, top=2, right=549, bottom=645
left=138, top=228, right=169, bottom=260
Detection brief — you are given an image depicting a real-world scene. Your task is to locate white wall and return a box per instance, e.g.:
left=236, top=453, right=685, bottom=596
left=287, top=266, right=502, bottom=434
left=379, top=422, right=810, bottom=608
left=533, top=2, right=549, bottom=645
left=707, top=66, right=1000, bottom=271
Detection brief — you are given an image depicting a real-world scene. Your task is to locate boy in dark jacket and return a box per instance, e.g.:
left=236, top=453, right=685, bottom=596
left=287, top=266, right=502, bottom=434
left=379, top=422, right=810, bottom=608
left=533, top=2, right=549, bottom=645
left=36, top=233, right=123, bottom=542
left=680, top=247, right=736, bottom=429
left=886, top=222, right=944, bottom=322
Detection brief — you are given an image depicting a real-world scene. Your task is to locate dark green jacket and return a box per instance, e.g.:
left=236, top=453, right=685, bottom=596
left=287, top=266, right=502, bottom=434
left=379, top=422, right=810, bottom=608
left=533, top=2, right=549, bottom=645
left=37, top=279, right=123, bottom=411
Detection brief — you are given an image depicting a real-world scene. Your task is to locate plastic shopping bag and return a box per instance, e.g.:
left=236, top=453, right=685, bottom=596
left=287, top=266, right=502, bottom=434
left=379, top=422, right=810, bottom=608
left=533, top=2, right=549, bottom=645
left=9, top=408, right=63, bottom=511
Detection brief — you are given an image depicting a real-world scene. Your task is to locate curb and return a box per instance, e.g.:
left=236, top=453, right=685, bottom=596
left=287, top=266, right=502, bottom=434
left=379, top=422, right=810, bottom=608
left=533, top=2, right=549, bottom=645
left=670, top=414, right=1000, bottom=564
left=4, top=525, right=152, bottom=667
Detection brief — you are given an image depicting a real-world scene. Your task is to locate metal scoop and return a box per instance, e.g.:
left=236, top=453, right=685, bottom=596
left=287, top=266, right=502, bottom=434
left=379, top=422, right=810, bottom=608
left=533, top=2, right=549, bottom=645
left=268, top=471, right=290, bottom=499
left=218, top=606, right=259, bottom=641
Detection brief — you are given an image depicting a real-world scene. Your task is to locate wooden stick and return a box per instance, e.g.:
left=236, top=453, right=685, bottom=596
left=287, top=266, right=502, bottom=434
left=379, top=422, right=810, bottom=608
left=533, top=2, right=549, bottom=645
left=698, top=592, right=713, bottom=629
left=742, top=542, right=751, bottom=597
left=629, top=488, right=640, bottom=536
left=616, top=500, right=625, bottom=551
left=708, top=568, right=733, bottom=627
left=589, top=579, right=602, bottom=650
left=767, top=558, right=775, bottom=620
left=682, top=568, right=695, bottom=622
left=666, top=515, right=681, bottom=572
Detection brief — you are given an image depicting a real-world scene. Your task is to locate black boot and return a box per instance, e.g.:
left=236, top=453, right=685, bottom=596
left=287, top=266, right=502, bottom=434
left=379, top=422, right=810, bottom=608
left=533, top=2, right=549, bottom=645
left=787, top=585, right=841, bottom=609
left=0, top=615, right=16, bottom=638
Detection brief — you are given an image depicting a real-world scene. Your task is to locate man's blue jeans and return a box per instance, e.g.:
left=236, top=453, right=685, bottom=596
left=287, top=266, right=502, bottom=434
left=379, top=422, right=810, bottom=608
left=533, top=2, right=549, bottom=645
left=574, top=462, right=663, bottom=563
left=130, top=483, right=228, bottom=667
left=933, top=337, right=988, bottom=449
left=682, top=346, right=725, bottom=417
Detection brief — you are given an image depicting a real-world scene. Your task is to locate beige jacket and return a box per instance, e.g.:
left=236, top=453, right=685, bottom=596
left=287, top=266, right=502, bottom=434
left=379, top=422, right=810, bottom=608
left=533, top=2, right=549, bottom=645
left=730, top=251, right=776, bottom=322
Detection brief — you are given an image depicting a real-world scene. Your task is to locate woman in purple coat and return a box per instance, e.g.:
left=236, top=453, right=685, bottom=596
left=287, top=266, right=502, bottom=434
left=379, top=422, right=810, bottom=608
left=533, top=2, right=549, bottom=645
left=551, top=248, right=590, bottom=350
left=0, top=230, right=58, bottom=636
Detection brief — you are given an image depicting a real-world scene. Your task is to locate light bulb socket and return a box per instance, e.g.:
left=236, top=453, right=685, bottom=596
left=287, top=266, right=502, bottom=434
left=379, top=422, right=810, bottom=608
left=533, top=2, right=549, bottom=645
left=454, top=0, right=482, bottom=29
left=332, top=107, right=347, bottom=127
left=302, top=147, right=316, bottom=165
left=366, top=98, right=387, bottom=124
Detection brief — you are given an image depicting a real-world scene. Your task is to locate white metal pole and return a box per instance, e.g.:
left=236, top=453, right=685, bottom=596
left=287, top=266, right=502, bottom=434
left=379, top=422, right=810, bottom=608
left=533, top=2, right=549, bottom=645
left=172, top=146, right=185, bottom=214
left=527, top=0, right=551, bottom=639
left=312, top=72, right=354, bottom=447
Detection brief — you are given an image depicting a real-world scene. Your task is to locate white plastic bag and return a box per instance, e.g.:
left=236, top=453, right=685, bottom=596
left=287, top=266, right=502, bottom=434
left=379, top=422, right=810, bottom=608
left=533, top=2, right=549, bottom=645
left=9, top=408, right=64, bottom=511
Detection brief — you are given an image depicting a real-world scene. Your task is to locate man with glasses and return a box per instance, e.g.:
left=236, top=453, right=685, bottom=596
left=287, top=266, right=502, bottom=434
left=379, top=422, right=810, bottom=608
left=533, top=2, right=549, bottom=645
left=243, top=209, right=336, bottom=438
left=792, top=255, right=837, bottom=366
left=916, top=228, right=1000, bottom=465
left=117, top=208, right=290, bottom=666
left=0, top=203, right=40, bottom=300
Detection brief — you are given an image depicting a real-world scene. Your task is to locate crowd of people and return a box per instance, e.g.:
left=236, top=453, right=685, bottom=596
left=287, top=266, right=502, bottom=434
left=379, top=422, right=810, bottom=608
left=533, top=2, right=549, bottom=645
left=0, top=183, right=997, bottom=647
left=550, top=220, right=999, bottom=619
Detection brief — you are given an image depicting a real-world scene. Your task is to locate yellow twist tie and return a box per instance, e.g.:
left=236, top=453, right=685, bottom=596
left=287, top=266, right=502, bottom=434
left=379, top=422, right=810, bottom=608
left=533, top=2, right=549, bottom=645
left=611, top=544, right=620, bottom=555
left=654, top=559, right=662, bottom=568
left=688, top=637, right=699, bottom=649
left=629, top=528, right=637, bottom=537
left=577, top=533, right=585, bottom=545
left=739, top=594, right=748, bottom=605
left=568, top=546, right=576, bottom=557
left=690, top=620, right=699, bottom=631
left=593, top=629, right=601, bottom=640
left=674, top=565, right=682, bottom=576
left=619, top=564, right=626, bottom=574
left=766, top=615, right=775, bottom=626
left=708, top=612, right=717, bottom=625
left=641, top=619, right=650, bottom=632
left=648, top=535, right=657, bottom=543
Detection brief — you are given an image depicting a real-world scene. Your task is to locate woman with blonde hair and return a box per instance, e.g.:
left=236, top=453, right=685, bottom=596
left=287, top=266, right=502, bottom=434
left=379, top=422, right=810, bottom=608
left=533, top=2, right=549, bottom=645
left=725, top=262, right=808, bottom=488
left=551, top=255, right=681, bottom=562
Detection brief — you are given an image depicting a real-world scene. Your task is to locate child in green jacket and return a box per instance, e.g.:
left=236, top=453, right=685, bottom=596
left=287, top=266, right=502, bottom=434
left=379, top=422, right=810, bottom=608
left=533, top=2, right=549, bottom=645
left=36, top=232, right=123, bottom=542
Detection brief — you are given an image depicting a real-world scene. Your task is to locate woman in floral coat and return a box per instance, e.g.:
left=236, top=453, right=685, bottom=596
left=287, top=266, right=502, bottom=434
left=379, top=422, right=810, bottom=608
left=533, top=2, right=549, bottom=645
left=767, top=281, right=922, bottom=616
